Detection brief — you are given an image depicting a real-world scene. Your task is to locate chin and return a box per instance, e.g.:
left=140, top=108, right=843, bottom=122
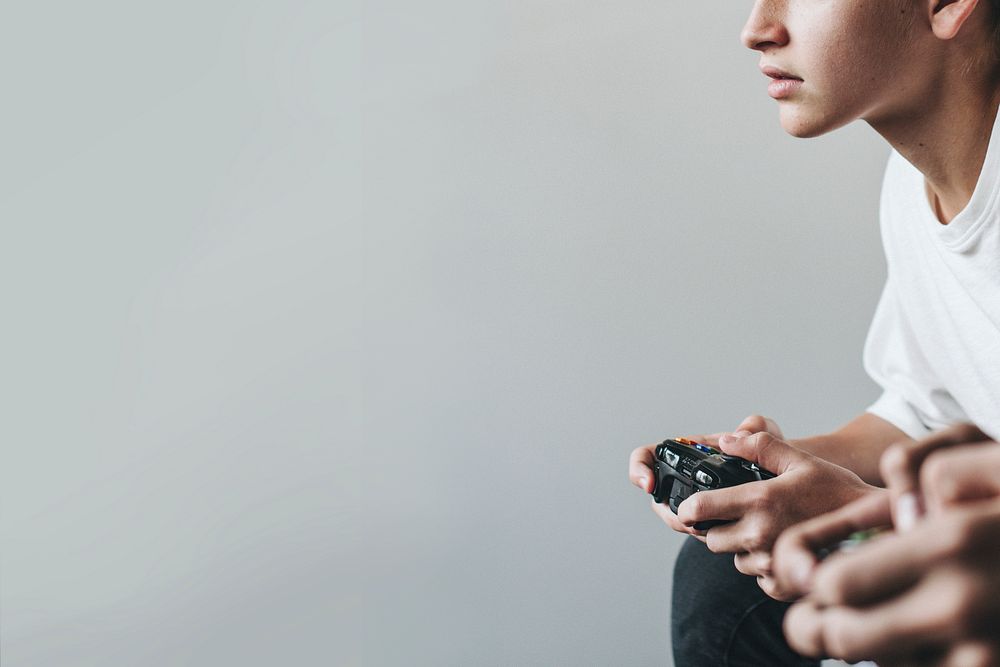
left=778, top=105, right=847, bottom=139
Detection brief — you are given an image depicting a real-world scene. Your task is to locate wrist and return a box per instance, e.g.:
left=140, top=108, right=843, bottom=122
left=790, top=433, right=885, bottom=486
left=789, top=434, right=839, bottom=462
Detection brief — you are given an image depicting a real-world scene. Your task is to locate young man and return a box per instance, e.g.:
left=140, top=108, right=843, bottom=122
left=628, top=0, right=1000, bottom=664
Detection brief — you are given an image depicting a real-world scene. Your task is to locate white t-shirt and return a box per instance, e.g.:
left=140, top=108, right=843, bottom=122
left=863, top=109, right=1000, bottom=441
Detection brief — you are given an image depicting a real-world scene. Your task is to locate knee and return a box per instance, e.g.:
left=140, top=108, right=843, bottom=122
left=672, top=536, right=741, bottom=614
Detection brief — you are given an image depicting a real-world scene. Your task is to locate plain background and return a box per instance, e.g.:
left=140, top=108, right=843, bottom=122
left=3, top=2, right=890, bottom=665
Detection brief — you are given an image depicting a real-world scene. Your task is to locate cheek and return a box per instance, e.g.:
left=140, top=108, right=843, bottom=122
left=787, top=4, right=895, bottom=96
left=793, top=34, right=887, bottom=118
left=804, top=35, right=872, bottom=92
left=805, top=4, right=915, bottom=93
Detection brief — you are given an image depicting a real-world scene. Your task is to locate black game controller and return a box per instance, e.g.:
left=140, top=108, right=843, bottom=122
left=651, top=437, right=776, bottom=531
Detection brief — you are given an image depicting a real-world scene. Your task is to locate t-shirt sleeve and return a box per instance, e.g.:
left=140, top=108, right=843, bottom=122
left=862, top=276, right=968, bottom=440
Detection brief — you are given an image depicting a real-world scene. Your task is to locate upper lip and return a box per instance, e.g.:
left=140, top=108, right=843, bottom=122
left=761, top=65, right=802, bottom=81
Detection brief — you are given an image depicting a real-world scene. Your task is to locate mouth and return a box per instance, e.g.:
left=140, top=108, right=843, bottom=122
left=761, top=65, right=803, bottom=81
left=760, top=65, right=803, bottom=99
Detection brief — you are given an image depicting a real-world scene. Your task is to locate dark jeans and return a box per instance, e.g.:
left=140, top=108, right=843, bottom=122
left=671, top=537, right=821, bottom=667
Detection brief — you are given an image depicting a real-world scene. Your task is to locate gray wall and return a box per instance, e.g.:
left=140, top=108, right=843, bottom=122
left=4, top=2, right=887, bottom=665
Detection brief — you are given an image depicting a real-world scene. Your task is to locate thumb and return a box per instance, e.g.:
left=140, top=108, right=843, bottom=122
left=718, top=431, right=805, bottom=475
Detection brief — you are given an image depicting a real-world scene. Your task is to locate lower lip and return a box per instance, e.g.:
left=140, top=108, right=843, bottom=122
left=768, top=78, right=803, bottom=99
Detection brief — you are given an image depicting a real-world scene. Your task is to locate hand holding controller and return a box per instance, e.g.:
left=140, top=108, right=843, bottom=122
left=650, top=437, right=776, bottom=531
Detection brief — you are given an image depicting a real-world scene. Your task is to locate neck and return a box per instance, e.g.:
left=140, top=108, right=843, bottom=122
left=868, top=76, right=1000, bottom=224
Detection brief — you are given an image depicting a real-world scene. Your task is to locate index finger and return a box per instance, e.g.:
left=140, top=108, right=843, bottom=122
left=773, top=490, right=891, bottom=596
left=676, top=482, right=762, bottom=527
left=684, top=432, right=728, bottom=448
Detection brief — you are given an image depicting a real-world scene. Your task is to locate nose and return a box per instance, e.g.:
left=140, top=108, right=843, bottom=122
left=741, top=1, right=790, bottom=52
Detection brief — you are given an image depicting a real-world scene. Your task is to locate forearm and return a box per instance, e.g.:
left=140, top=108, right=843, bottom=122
left=790, top=412, right=914, bottom=486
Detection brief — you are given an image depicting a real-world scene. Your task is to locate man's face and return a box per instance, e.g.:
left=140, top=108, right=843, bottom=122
left=742, top=0, right=927, bottom=137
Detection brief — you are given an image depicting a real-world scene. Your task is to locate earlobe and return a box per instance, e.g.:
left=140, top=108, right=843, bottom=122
left=930, top=0, right=982, bottom=40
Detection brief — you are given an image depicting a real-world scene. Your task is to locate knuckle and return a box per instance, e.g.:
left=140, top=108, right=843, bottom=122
left=752, top=433, right=781, bottom=461
left=744, top=526, right=770, bottom=553
left=682, top=495, right=704, bottom=520
left=751, top=482, right=772, bottom=506
left=753, top=431, right=776, bottom=447
left=743, top=483, right=772, bottom=513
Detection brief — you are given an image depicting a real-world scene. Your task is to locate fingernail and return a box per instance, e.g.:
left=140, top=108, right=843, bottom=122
left=638, top=476, right=649, bottom=490
left=895, top=492, right=921, bottom=532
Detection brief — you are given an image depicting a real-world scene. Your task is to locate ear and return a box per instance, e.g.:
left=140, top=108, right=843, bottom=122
left=929, top=0, right=984, bottom=40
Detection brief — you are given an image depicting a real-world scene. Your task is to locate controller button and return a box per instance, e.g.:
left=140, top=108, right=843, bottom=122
left=665, top=451, right=680, bottom=468
left=695, top=470, right=714, bottom=486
